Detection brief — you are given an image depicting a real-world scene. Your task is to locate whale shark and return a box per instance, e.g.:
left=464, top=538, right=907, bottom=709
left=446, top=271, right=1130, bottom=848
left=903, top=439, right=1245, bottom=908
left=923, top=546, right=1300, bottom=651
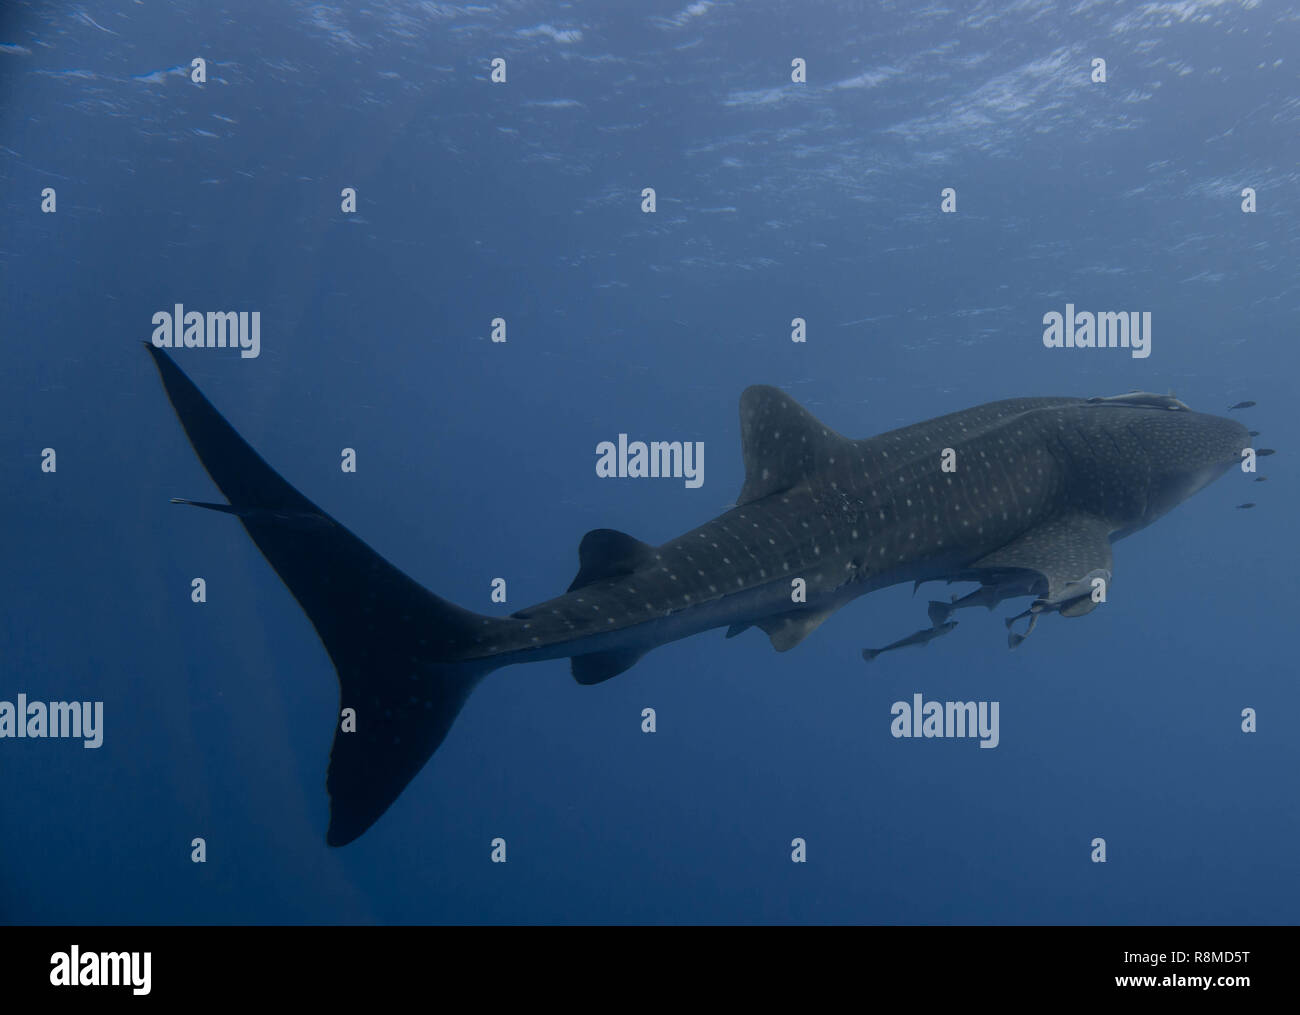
left=146, top=346, right=1251, bottom=844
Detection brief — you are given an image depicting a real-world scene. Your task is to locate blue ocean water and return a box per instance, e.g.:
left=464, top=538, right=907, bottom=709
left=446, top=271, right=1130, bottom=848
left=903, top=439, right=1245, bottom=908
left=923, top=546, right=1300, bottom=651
left=1, top=0, right=1297, bottom=925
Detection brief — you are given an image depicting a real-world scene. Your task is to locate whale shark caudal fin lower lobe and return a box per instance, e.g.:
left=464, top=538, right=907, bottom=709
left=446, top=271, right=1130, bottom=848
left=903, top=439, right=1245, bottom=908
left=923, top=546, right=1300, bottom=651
left=144, top=344, right=508, bottom=846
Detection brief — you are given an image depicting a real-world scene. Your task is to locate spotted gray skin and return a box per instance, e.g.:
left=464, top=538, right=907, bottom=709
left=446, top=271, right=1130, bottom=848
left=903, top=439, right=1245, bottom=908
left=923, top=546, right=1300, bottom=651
left=147, top=345, right=1251, bottom=845
left=485, top=387, right=1249, bottom=662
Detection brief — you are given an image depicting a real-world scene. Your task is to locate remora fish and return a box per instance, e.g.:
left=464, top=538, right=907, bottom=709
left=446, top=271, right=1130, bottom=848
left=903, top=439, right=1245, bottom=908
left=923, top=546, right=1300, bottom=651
left=862, top=621, right=958, bottom=662
left=146, top=349, right=1250, bottom=844
left=928, top=575, right=1040, bottom=626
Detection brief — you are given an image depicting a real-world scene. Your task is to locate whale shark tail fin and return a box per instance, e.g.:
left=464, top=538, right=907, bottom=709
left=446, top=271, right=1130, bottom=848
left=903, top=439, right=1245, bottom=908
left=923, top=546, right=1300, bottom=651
left=145, top=344, right=512, bottom=845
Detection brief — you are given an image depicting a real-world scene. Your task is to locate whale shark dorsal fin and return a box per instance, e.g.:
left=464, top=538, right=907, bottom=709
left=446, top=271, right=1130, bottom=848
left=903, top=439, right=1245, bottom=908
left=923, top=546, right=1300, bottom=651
left=737, top=386, right=855, bottom=505
left=568, top=528, right=657, bottom=592
left=970, top=512, right=1114, bottom=609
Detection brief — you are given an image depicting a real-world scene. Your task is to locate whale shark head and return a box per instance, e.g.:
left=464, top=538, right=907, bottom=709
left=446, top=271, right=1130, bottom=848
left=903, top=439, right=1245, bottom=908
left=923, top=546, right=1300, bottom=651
left=1138, top=407, right=1251, bottom=523
left=1079, top=395, right=1252, bottom=533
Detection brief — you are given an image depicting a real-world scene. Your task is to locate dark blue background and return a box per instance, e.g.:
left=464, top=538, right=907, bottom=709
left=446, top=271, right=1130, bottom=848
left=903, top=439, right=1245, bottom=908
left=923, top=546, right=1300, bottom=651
left=2, top=0, right=1296, bottom=923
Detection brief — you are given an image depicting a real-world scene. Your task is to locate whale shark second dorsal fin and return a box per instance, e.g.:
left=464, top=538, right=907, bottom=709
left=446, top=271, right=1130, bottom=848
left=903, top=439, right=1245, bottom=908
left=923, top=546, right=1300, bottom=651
left=737, top=386, right=855, bottom=505
left=567, top=528, right=657, bottom=592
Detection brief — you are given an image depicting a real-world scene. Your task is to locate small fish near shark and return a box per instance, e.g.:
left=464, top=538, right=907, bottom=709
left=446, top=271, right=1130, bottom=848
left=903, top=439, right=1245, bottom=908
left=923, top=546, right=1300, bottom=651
left=145, top=346, right=1255, bottom=844
left=862, top=621, right=958, bottom=662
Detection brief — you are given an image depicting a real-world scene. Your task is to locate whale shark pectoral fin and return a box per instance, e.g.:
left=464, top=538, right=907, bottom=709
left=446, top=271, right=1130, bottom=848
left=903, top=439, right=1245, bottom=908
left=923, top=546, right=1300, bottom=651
left=725, top=622, right=751, bottom=639
left=970, top=512, right=1114, bottom=610
left=757, top=604, right=841, bottom=652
